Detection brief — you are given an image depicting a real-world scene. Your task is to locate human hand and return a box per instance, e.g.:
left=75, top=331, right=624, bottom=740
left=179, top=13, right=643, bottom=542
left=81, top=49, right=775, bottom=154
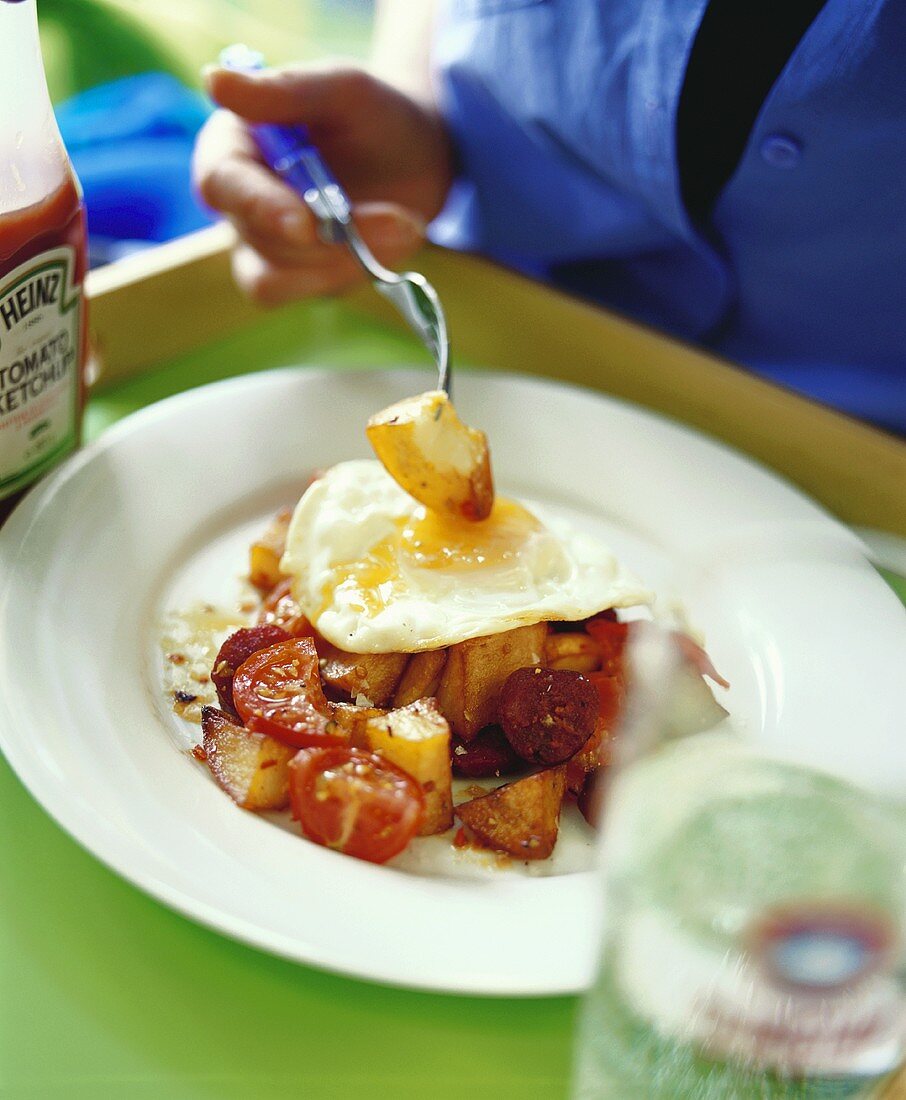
left=193, top=63, right=454, bottom=304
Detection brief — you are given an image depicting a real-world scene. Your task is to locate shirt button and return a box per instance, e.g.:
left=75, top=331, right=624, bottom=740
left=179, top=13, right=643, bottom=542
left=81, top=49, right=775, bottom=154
left=760, top=134, right=802, bottom=168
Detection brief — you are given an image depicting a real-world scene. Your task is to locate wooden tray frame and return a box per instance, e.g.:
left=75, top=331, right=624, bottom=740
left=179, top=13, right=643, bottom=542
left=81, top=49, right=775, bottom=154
left=87, top=223, right=906, bottom=537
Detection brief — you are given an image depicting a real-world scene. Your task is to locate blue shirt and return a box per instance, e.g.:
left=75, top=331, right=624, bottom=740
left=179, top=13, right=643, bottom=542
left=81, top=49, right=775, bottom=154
left=431, top=0, right=906, bottom=434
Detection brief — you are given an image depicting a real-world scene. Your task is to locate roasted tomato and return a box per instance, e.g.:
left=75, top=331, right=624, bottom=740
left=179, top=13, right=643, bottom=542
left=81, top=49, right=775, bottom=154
left=565, top=722, right=609, bottom=795
left=289, top=746, right=425, bottom=863
left=584, top=617, right=630, bottom=675
left=586, top=618, right=728, bottom=688
left=232, top=637, right=340, bottom=748
left=258, top=577, right=314, bottom=637
left=584, top=618, right=629, bottom=730
left=587, top=671, right=625, bottom=729
left=211, top=624, right=291, bottom=715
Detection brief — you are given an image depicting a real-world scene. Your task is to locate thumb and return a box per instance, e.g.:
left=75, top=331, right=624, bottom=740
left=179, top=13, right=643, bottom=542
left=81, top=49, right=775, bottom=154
left=204, top=63, right=369, bottom=127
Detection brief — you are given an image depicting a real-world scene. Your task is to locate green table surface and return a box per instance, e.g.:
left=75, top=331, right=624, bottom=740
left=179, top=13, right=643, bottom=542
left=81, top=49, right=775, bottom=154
left=2, top=298, right=903, bottom=1098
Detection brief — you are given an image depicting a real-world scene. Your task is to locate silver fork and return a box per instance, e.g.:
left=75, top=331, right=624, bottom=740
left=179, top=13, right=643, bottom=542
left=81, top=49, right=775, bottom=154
left=220, top=45, right=451, bottom=395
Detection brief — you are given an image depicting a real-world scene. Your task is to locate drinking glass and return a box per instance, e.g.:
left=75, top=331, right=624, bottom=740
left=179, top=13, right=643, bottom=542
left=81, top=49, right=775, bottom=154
left=573, top=626, right=906, bottom=1099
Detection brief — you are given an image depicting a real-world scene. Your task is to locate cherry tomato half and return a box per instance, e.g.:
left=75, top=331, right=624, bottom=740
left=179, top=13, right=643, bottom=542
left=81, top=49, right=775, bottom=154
left=289, top=746, right=425, bottom=864
left=211, top=624, right=291, bottom=715
left=232, top=637, right=340, bottom=748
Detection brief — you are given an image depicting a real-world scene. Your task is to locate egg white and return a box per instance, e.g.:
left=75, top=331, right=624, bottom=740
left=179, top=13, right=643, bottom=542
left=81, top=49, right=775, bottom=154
left=281, top=460, right=652, bottom=653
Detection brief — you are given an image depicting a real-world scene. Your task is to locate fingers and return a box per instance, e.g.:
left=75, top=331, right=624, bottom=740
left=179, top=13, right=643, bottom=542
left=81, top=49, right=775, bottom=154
left=204, top=63, right=371, bottom=128
left=194, top=65, right=426, bottom=306
left=230, top=202, right=423, bottom=269
left=232, top=244, right=347, bottom=305
left=231, top=203, right=426, bottom=307
left=195, top=110, right=423, bottom=262
left=193, top=110, right=318, bottom=248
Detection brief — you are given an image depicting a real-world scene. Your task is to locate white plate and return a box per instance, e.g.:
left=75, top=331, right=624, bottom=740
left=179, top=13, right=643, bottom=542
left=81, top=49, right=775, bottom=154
left=1, top=368, right=904, bottom=996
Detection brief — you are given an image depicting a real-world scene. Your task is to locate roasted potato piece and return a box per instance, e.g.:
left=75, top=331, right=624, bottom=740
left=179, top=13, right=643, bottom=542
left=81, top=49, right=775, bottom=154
left=543, top=631, right=601, bottom=673
left=249, top=508, right=293, bottom=591
left=436, top=623, right=547, bottom=741
left=366, top=390, right=494, bottom=520
left=392, top=649, right=448, bottom=707
left=327, top=702, right=386, bottom=747
left=456, top=765, right=567, bottom=860
left=317, top=641, right=409, bottom=707
left=364, top=699, right=453, bottom=835
left=498, top=666, right=599, bottom=765
left=201, top=705, right=295, bottom=810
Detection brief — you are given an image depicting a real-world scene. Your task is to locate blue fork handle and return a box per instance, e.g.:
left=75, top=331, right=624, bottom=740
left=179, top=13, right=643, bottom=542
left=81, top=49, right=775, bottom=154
left=219, top=44, right=352, bottom=241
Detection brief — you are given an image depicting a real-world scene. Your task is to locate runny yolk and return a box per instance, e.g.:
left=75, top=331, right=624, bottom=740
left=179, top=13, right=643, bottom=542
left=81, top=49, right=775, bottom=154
left=317, top=498, right=542, bottom=616
left=399, top=497, right=541, bottom=570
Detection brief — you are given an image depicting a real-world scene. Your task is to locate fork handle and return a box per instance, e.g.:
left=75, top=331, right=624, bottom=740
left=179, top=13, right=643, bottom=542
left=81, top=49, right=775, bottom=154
left=219, top=45, right=353, bottom=243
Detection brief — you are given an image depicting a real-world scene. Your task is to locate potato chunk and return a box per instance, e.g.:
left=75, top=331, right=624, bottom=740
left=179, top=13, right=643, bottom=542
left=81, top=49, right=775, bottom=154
left=249, top=508, right=292, bottom=591
left=366, top=390, right=494, bottom=520
left=364, top=699, right=453, bottom=835
left=456, top=766, right=567, bottom=859
left=435, top=623, right=548, bottom=740
left=327, top=702, right=386, bottom=747
left=201, top=705, right=296, bottom=811
left=317, top=641, right=409, bottom=706
left=543, top=631, right=601, bottom=673
left=392, top=649, right=448, bottom=707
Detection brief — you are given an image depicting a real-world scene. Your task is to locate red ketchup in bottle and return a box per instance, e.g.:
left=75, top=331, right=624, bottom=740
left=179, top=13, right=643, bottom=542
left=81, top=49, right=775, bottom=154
left=0, top=0, right=89, bottom=526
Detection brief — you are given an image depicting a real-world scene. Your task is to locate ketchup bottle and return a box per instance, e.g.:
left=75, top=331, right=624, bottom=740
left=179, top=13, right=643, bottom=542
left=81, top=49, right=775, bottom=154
left=0, top=0, right=88, bottom=526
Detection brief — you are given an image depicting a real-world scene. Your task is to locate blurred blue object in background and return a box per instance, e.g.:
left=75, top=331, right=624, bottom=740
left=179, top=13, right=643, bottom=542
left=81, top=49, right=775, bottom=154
left=56, top=73, right=216, bottom=265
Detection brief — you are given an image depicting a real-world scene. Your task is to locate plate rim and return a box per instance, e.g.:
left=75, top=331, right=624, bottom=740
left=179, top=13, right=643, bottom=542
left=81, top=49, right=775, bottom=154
left=0, top=365, right=898, bottom=997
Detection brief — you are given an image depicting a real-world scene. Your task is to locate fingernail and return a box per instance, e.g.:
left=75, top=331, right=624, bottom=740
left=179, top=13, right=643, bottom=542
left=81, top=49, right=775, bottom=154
left=279, top=211, right=310, bottom=243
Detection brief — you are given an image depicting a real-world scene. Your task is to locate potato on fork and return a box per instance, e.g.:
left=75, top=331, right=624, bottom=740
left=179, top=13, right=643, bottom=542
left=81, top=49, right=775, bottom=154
left=366, top=390, right=494, bottom=521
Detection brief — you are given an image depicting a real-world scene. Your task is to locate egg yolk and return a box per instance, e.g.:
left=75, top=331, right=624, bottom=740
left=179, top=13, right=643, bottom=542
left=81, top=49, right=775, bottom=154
left=318, top=498, right=542, bottom=616
left=399, top=498, right=541, bottom=570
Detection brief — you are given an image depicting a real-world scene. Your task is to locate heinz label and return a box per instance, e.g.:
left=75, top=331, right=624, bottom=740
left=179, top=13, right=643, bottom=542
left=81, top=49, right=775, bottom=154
left=0, top=245, right=81, bottom=501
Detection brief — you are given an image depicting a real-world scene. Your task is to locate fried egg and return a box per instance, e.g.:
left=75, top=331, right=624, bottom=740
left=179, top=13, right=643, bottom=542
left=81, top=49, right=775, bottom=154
left=281, top=460, right=651, bottom=653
